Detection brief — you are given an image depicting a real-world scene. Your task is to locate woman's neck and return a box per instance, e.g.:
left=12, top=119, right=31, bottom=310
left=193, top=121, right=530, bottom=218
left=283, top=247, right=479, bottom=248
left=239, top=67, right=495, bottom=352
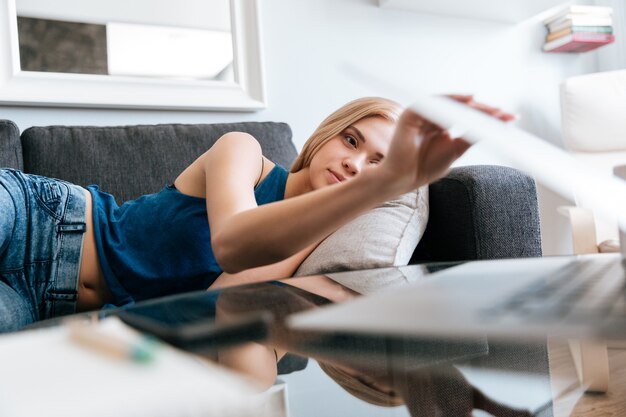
left=284, top=167, right=313, bottom=199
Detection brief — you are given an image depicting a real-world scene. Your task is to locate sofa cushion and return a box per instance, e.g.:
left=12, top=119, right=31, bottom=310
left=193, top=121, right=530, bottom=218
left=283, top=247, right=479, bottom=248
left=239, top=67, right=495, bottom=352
left=0, top=120, right=23, bottom=171
left=294, top=186, right=428, bottom=277
left=21, top=122, right=297, bottom=203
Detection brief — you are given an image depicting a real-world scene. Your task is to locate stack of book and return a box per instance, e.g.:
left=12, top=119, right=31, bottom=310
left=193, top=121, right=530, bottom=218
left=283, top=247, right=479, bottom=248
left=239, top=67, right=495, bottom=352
left=543, top=5, right=614, bottom=53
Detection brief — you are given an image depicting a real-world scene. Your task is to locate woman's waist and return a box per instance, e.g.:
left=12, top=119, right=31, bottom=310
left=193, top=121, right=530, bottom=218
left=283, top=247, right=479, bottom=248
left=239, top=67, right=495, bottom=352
left=79, top=186, right=222, bottom=307
left=77, top=188, right=113, bottom=312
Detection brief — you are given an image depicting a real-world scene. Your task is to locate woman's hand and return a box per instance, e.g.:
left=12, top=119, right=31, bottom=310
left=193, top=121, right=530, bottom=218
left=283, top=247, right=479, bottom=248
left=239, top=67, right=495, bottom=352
left=379, top=95, right=515, bottom=193
left=379, top=107, right=471, bottom=193
left=447, top=94, right=517, bottom=122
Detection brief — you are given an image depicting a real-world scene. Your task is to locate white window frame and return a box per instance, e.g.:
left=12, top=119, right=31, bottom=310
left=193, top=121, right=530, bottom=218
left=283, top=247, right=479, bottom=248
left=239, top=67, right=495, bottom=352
left=0, top=0, right=266, bottom=111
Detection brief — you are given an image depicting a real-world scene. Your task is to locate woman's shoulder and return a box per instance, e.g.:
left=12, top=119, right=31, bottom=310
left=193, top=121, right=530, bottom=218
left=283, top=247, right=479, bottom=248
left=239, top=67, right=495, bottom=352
left=174, top=133, right=278, bottom=198
left=215, top=131, right=262, bottom=152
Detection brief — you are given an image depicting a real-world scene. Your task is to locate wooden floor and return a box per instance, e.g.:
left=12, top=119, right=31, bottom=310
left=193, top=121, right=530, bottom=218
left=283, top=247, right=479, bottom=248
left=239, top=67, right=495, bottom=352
left=549, top=339, right=626, bottom=416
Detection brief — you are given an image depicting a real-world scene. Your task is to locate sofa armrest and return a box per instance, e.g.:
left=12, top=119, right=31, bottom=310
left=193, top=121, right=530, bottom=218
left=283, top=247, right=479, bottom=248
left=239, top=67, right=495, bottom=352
left=0, top=120, right=23, bottom=170
left=412, top=166, right=550, bottom=393
left=411, top=165, right=542, bottom=263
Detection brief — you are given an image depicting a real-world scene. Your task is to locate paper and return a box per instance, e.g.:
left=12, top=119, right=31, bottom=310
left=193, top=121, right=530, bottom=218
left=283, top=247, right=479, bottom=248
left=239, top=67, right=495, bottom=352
left=0, top=317, right=272, bottom=417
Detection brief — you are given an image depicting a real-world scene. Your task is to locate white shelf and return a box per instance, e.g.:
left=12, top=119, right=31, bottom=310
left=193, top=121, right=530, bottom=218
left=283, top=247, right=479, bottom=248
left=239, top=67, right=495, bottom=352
left=378, top=0, right=572, bottom=23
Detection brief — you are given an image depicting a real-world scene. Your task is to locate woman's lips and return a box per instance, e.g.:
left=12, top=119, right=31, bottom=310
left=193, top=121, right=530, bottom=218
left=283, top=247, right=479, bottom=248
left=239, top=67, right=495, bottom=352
left=328, top=170, right=345, bottom=184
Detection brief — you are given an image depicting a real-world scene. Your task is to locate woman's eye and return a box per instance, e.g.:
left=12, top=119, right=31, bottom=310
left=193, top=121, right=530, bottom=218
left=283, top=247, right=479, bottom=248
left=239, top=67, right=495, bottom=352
left=344, top=135, right=358, bottom=148
left=369, top=160, right=381, bottom=165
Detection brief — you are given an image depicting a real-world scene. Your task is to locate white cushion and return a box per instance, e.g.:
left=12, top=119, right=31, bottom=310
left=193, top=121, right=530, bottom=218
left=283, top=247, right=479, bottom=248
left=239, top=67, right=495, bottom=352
left=326, top=267, right=415, bottom=296
left=560, top=69, right=626, bottom=152
left=294, top=186, right=428, bottom=278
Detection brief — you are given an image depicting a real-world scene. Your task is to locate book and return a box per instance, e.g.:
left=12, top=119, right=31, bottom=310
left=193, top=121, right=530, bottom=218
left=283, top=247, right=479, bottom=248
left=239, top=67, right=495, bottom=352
left=543, top=33, right=615, bottom=53
left=542, top=5, right=613, bottom=25
left=548, top=16, right=613, bottom=33
left=546, top=26, right=613, bottom=42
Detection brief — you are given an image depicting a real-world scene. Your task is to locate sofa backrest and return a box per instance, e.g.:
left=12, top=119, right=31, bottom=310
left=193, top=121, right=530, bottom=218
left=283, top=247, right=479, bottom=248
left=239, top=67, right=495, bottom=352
left=19, top=122, right=297, bottom=203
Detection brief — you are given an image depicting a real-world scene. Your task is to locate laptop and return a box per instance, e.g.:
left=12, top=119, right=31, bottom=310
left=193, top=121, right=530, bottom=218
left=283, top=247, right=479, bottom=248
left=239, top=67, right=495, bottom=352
left=289, top=254, right=626, bottom=340
left=288, top=92, right=626, bottom=341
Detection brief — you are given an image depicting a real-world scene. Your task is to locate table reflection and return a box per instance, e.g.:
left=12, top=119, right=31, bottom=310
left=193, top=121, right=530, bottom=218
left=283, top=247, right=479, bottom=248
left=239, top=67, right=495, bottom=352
left=212, top=267, right=540, bottom=416
left=76, top=264, right=550, bottom=416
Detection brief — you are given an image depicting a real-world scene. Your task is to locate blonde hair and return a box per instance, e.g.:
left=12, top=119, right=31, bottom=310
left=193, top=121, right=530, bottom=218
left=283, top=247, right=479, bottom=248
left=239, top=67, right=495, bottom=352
left=290, top=97, right=402, bottom=173
left=318, top=361, right=404, bottom=407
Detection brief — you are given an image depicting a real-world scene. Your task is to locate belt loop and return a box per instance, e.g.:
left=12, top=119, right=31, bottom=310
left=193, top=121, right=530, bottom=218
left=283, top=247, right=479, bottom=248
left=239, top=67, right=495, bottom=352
left=57, top=223, right=86, bottom=233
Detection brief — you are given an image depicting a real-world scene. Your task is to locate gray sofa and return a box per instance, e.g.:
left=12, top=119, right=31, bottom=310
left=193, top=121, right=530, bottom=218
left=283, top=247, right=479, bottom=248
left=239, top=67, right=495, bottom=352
left=0, top=119, right=542, bottom=263
left=0, top=119, right=549, bottom=402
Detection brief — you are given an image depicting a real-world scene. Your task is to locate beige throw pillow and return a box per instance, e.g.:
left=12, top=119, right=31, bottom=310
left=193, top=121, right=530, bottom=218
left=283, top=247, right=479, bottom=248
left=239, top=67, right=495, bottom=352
left=294, top=186, right=429, bottom=277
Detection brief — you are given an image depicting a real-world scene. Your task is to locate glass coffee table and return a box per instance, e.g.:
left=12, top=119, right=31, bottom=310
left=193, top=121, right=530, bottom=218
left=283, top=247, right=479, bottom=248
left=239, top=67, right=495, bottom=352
left=26, top=262, right=560, bottom=416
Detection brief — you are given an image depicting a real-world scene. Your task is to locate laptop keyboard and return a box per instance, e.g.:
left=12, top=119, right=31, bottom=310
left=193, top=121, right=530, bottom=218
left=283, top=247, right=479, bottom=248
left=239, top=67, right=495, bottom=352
left=482, top=259, right=625, bottom=322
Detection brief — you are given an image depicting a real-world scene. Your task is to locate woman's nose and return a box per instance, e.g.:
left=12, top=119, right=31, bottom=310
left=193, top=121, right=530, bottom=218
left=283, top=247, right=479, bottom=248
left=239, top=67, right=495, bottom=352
left=343, top=157, right=364, bottom=176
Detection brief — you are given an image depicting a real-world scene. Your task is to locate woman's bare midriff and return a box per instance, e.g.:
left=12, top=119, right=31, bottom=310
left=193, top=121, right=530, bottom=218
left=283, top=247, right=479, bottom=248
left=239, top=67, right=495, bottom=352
left=76, top=188, right=113, bottom=312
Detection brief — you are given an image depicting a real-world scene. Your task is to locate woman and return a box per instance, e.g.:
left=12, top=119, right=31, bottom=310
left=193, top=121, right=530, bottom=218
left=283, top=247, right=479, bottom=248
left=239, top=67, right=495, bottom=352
left=0, top=96, right=472, bottom=333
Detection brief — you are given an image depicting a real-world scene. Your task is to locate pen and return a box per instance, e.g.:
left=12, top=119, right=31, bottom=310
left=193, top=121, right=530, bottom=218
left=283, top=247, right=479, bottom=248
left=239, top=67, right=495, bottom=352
left=67, top=320, right=160, bottom=363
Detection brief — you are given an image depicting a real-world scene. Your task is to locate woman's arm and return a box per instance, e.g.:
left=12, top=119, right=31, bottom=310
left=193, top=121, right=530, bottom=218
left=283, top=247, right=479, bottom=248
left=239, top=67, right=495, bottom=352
left=205, top=108, right=468, bottom=273
left=216, top=342, right=284, bottom=390
left=215, top=294, right=289, bottom=390
left=208, top=242, right=320, bottom=290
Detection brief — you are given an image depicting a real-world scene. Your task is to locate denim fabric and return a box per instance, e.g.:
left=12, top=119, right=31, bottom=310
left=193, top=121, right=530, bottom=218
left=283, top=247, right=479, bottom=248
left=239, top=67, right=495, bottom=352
left=0, top=169, right=86, bottom=333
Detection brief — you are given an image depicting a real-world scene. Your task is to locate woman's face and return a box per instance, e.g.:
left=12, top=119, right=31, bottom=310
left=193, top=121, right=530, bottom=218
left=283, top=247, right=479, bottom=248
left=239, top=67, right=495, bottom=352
left=308, top=116, right=396, bottom=190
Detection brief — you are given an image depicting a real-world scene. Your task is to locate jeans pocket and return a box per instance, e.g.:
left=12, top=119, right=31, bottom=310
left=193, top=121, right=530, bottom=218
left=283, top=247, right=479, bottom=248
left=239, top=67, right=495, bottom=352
left=30, top=176, right=64, bottom=219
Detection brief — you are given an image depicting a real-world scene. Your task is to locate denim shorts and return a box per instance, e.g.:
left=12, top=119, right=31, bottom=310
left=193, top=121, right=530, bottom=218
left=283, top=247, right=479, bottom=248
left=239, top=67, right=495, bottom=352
left=0, top=169, right=86, bottom=333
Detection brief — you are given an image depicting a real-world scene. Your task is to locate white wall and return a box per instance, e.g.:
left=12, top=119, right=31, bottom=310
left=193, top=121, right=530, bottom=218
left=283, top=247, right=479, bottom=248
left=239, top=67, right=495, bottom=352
left=2, top=0, right=599, bottom=141
left=17, top=0, right=231, bottom=30
left=595, top=0, right=626, bottom=71
left=1, top=0, right=609, bottom=254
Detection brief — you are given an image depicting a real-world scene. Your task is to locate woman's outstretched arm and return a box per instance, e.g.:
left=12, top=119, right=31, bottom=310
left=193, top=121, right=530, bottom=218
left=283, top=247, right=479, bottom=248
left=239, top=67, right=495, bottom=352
left=206, top=152, right=396, bottom=272
left=205, top=108, right=468, bottom=273
left=201, top=108, right=468, bottom=273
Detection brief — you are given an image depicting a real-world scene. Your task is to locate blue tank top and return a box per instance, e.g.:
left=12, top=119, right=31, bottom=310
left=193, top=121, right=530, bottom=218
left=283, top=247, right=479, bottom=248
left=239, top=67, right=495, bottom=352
left=88, top=164, right=289, bottom=306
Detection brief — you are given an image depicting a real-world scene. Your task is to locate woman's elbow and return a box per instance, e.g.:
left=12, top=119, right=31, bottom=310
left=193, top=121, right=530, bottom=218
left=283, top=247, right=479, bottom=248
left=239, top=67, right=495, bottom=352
left=212, top=234, right=287, bottom=273
left=212, top=235, right=245, bottom=274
